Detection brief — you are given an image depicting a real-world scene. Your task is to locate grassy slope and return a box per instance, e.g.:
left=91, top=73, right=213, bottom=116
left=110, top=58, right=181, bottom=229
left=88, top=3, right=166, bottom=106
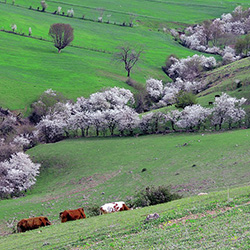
left=1, top=129, right=250, bottom=235
left=4, top=0, right=250, bottom=24
left=197, top=58, right=250, bottom=107
left=0, top=3, right=200, bottom=112
left=1, top=186, right=250, bottom=249
left=1, top=0, right=249, bottom=112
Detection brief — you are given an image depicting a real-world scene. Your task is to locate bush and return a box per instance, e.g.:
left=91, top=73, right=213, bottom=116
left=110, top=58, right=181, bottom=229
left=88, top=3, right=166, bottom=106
left=131, top=185, right=182, bottom=207
left=85, top=204, right=100, bottom=217
left=29, top=89, right=67, bottom=124
left=175, top=90, right=197, bottom=109
left=0, top=152, right=40, bottom=198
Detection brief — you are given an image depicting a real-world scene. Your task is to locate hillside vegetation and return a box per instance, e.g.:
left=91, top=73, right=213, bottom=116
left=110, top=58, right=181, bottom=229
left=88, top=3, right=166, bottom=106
left=197, top=57, right=250, bottom=107
left=1, top=129, right=250, bottom=236
left=2, top=0, right=250, bottom=248
left=0, top=0, right=249, bottom=112
left=1, top=185, right=250, bottom=249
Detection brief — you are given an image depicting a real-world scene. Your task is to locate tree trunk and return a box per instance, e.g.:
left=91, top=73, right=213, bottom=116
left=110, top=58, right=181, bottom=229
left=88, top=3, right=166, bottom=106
left=81, top=128, right=85, bottom=137
left=127, top=70, right=130, bottom=77
left=58, top=49, right=61, bottom=53
left=171, top=121, right=175, bottom=131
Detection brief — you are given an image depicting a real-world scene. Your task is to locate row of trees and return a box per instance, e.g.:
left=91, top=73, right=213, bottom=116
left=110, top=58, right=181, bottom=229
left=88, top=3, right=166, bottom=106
left=35, top=88, right=246, bottom=142
left=172, top=6, right=250, bottom=64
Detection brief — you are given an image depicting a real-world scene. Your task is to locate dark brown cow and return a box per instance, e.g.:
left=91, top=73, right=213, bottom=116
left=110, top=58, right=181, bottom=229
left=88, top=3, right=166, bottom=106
left=17, top=216, right=51, bottom=233
left=59, top=208, right=86, bottom=223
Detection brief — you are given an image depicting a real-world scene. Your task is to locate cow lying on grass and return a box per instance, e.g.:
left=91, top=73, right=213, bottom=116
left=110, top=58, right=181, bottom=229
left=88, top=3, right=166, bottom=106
left=17, top=216, right=51, bottom=233
left=100, top=201, right=130, bottom=214
left=59, top=208, right=86, bottom=223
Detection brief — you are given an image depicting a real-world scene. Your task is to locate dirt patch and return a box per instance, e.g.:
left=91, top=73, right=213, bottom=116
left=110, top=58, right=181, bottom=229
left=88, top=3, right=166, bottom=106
left=159, top=207, right=232, bottom=229
left=40, top=170, right=122, bottom=202
left=172, top=178, right=216, bottom=195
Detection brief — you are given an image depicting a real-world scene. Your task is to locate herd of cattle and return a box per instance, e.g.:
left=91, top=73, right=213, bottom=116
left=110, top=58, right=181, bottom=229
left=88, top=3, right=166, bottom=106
left=17, top=201, right=130, bottom=233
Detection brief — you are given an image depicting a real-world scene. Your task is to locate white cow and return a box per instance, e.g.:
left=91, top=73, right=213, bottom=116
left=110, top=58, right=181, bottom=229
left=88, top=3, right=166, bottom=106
left=100, top=201, right=130, bottom=214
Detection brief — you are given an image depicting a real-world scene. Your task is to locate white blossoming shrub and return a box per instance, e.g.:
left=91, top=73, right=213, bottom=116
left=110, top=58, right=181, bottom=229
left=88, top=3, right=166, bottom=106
left=12, top=134, right=31, bottom=150
left=11, top=24, right=17, bottom=32
left=174, top=78, right=203, bottom=93
left=211, top=93, right=246, bottom=129
left=176, top=105, right=212, bottom=130
left=164, top=110, right=181, bottom=131
left=40, top=0, right=48, bottom=11
left=67, top=8, right=74, bottom=17
left=146, top=78, right=163, bottom=102
left=178, top=6, right=250, bottom=58
left=167, top=54, right=216, bottom=81
left=36, top=113, right=67, bottom=142
left=139, top=113, right=155, bottom=134
left=116, top=106, right=140, bottom=135
left=160, top=85, right=179, bottom=106
left=222, top=52, right=236, bottom=64
left=88, top=87, right=134, bottom=111
left=0, top=152, right=40, bottom=197
left=57, top=6, right=62, bottom=14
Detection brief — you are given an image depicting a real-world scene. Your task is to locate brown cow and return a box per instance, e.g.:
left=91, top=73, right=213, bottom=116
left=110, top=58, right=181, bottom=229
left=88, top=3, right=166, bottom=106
left=100, top=201, right=130, bottom=214
left=59, top=208, right=86, bottom=223
left=17, top=216, right=51, bottom=233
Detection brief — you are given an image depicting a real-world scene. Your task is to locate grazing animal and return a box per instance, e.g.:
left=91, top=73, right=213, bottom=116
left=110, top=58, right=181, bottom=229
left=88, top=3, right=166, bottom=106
left=100, top=201, right=130, bottom=214
left=215, top=95, right=220, bottom=98
left=59, top=208, right=86, bottom=223
left=198, top=192, right=208, bottom=196
left=208, top=101, right=213, bottom=105
left=17, top=216, right=51, bottom=233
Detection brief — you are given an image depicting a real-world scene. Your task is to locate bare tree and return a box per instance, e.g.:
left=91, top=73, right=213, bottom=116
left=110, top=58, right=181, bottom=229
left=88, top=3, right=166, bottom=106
left=49, top=23, right=74, bottom=53
left=114, top=45, right=143, bottom=78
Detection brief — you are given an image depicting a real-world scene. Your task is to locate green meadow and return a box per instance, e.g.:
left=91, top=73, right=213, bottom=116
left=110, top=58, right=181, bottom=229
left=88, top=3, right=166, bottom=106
left=1, top=0, right=249, bottom=112
left=1, top=129, right=250, bottom=236
left=2, top=0, right=250, bottom=248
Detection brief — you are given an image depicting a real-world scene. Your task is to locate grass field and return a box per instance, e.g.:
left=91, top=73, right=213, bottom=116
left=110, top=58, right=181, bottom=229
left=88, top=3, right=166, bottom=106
left=2, top=0, right=250, bottom=248
left=1, top=185, right=250, bottom=249
left=197, top=57, right=250, bottom=107
left=1, top=0, right=249, bottom=112
left=1, top=129, right=250, bottom=236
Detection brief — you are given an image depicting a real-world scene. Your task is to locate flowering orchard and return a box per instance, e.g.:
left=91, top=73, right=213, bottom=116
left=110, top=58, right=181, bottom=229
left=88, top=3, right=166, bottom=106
left=35, top=88, right=247, bottom=141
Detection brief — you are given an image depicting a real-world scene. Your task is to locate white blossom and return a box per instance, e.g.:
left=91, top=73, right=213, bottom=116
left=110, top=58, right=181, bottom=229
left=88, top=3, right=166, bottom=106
left=146, top=78, right=163, bottom=101
left=0, top=152, right=40, bottom=195
left=176, top=105, right=212, bottom=130
left=211, top=93, right=246, bottom=129
left=67, top=8, right=74, bottom=17
left=57, top=6, right=62, bottom=14
left=11, top=24, right=17, bottom=32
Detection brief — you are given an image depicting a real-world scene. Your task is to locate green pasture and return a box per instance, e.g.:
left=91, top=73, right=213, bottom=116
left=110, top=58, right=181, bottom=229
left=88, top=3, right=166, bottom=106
left=1, top=185, right=250, bottom=249
left=0, top=3, right=211, bottom=112
left=2, top=0, right=250, bottom=26
left=197, top=58, right=250, bottom=107
left=1, top=129, right=250, bottom=235
left=1, top=0, right=249, bottom=112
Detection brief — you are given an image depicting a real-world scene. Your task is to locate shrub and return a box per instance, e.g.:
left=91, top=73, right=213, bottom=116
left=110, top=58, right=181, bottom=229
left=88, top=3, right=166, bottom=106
left=131, top=185, right=182, bottom=207
left=85, top=204, right=100, bottom=217
left=0, top=152, right=40, bottom=198
left=175, top=90, right=197, bottom=109
left=29, top=89, right=67, bottom=124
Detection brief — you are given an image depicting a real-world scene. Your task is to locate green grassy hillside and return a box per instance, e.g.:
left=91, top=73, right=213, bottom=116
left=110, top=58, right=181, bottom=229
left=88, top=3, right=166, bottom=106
left=1, top=129, right=250, bottom=235
left=1, top=185, right=250, bottom=249
left=197, top=58, right=250, bottom=107
left=1, top=0, right=249, bottom=112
